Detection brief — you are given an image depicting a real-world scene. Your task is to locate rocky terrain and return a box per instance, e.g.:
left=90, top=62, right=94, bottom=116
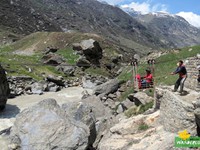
left=0, top=0, right=200, bottom=150
left=0, top=52, right=199, bottom=149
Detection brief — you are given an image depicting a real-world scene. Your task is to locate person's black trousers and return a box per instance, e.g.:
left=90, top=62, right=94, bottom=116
left=174, top=76, right=187, bottom=92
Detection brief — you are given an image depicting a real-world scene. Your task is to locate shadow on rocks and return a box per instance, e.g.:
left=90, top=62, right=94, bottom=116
left=0, top=104, right=20, bottom=119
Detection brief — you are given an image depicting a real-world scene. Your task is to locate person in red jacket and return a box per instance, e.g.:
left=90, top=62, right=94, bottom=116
left=171, top=60, right=187, bottom=94
left=141, top=69, right=153, bottom=87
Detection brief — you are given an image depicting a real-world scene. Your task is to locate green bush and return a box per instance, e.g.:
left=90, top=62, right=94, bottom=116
left=138, top=122, right=149, bottom=131
left=124, top=101, right=154, bottom=118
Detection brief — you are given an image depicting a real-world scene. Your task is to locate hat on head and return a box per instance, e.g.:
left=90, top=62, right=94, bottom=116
left=146, top=68, right=151, bottom=73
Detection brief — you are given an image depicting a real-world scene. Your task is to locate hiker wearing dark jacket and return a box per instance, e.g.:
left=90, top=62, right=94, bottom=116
left=171, top=60, right=187, bottom=94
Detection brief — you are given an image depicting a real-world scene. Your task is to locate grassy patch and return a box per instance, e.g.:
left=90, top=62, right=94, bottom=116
left=154, top=45, right=200, bottom=85
left=118, top=87, right=134, bottom=102
left=56, top=48, right=79, bottom=65
left=0, top=46, right=64, bottom=80
left=125, top=101, right=154, bottom=118
left=124, top=106, right=138, bottom=118
left=85, top=67, right=110, bottom=77
left=138, top=101, right=154, bottom=114
left=118, top=45, right=200, bottom=86
left=117, top=66, right=132, bottom=82
left=138, top=122, right=149, bottom=131
left=144, top=89, right=154, bottom=97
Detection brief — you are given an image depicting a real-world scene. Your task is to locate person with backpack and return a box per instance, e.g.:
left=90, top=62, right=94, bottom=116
left=171, top=60, right=187, bottom=95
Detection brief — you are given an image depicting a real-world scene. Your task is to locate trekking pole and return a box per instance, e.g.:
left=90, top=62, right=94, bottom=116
left=147, top=59, right=152, bottom=88
left=152, top=59, right=156, bottom=89
left=152, top=59, right=155, bottom=75
left=131, top=60, right=135, bottom=91
left=134, top=59, right=138, bottom=91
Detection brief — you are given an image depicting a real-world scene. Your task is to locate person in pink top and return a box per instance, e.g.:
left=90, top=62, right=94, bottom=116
left=141, top=69, right=153, bottom=87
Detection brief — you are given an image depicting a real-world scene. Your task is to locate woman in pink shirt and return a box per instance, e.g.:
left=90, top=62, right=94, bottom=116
left=141, top=69, right=153, bottom=87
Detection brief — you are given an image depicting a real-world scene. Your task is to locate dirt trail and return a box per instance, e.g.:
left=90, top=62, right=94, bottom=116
left=0, top=86, right=92, bottom=131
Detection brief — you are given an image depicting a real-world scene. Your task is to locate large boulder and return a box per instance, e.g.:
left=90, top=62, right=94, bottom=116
left=0, top=65, right=10, bottom=110
left=46, top=75, right=65, bottom=86
left=30, top=82, right=44, bottom=95
left=9, top=99, right=90, bottom=150
left=82, top=95, right=109, bottom=118
left=80, top=39, right=102, bottom=60
left=193, top=99, right=200, bottom=136
left=44, top=47, right=58, bottom=54
left=132, top=92, right=153, bottom=105
left=82, top=77, right=97, bottom=89
left=158, top=88, right=196, bottom=133
left=73, top=39, right=103, bottom=65
left=93, top=79, right=120, bottom=96
left=76, top=56, right=91, bottom=68
left=62, top=102, right=96, bottom=147
left=42, top=53, right=64, bottom=65
left=81, top=95, right=116, bottom=148
left=98, top=111, right=176, bottom=150
left=56, top=64, right=75, bottom=76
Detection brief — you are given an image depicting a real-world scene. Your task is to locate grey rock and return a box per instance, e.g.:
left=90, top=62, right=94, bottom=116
left=194, top=108, right=200, bottom=136
left=116, top=104, right=124, bottom=114
left=101, top=96, right=107, bottom=102
left=46, top=75, right=65, bottom=86
left=193, top=100, right=200, bottom=109
left=47, top=82, right=59, bottom=92
left=82, top=77, right=97, bottom=89
left=31, top=82, right=44, bottom=95
left=133, top=92, right=153, bottom=105
left=104, top=98, right=115, bottom=109
left=76, top=56, right=91, bottom=68
left=42, top=53, right=64, bottom=65
left=72, top=43, right=82, bottom=51
left=154, top=88, right=164, bottom=109
left=0, top=65, right=10, bottom=110
left=122, top=98, right=135, bottom=110
left=80, top=95, right=115, bottom=148
left=44, top=47, right=58, bottom=54
left=8, top=76, right=34, bottom=97
left=107, top=94, right=117, bottom=99
left=93, top=79, right=120, bottom=96
left=74, top=39, right=102, bottom=65
left=9, top=99, right=90, bottom=150
left=80, top=39, right=102, bottom=60
left=82, top=96, right=109, bottom=118
left=56, top=64, right=75, bottom=76
left=81, top=90, right=90, bottom=99
left=62, top=102, right=96, bottom=146
left=159, top=89, right=196, bottom=133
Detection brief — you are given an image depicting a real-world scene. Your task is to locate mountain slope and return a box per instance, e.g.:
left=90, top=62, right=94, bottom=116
left=2, top=0, right=200, bottom=55
left=0, top=0, right=169, bottom=55
left=132, top=12, right=200, bottom=48
left=0, top=0, right=61, bottom=34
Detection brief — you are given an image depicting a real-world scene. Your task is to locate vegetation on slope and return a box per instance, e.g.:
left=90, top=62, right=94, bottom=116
left=118, top=45, right=200, bottom=86
left=0, top=32, right=120, bottom=79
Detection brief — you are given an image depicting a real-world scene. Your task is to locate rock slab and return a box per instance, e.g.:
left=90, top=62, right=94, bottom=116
left=9, top=99, right=90, bottom=150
